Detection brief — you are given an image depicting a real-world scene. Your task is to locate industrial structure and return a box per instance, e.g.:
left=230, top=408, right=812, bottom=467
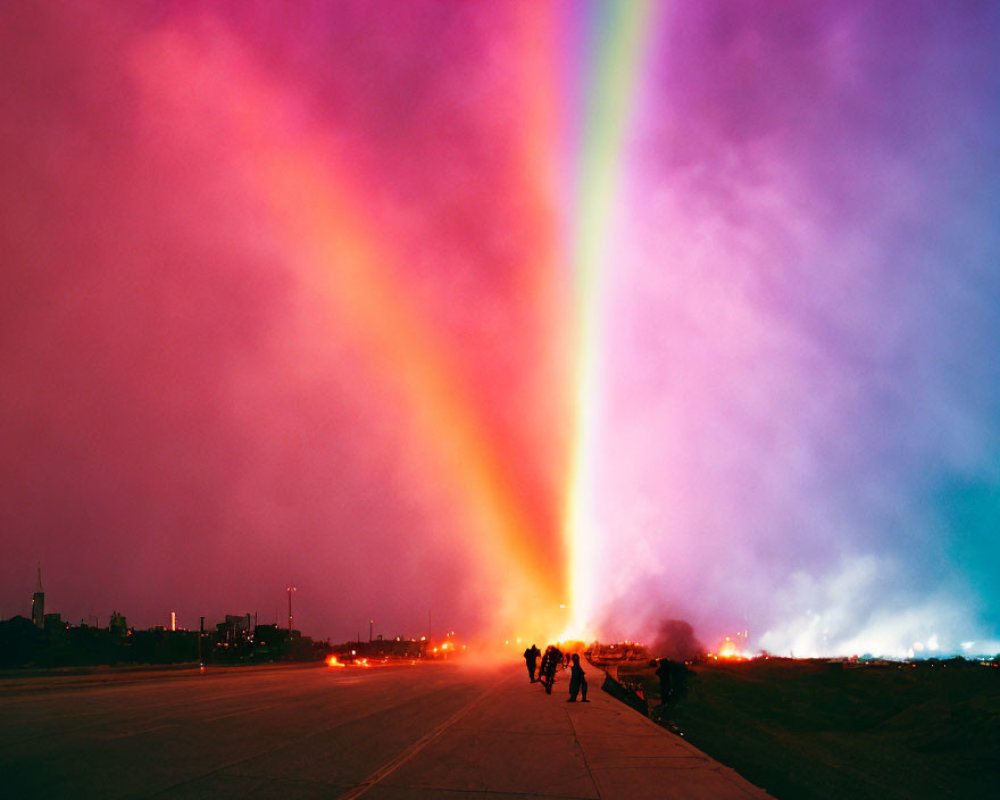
left=31, top=566, right=44, bottom=629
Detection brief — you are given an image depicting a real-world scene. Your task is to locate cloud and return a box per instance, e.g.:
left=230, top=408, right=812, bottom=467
left=578, top=1, right=1000, bottom=653
left=757, top=556, right=992, bottom=658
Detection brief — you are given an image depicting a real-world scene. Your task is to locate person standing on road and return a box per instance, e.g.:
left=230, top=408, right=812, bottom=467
left=567, top=653, right=588, bottom=702
left=538, top=646, right=552, bottom=688
left=542, top=645, right=563, bottom=694
left=524, top=643, right=541, bottom=682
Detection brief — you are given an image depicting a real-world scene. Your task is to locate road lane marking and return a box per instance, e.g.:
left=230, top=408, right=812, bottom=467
left=143, top=671, right=479, bottom=799
left=336, top=676, right=510, bottom=799
left=202, top=703, right=279, bottom=722
left=105, top=724, right=175, bottom=739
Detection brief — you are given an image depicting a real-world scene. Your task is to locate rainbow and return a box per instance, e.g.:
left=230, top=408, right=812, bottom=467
left=131, top=26, right=571, bottom=637
left=129, top=2, right=656, bottom=641
left=558, top=0, right=657, bottom=638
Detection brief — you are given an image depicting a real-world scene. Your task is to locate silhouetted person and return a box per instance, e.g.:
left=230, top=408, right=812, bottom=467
left=541, top=645, right=563, bottom=694
left=567, top=653, right=588, bottom=702
left=538, top=646, right=552, bottom=686
left=655, top=658, right=672, bottom=704
left=656, top=658, right=689, bottom=706
left=524, top=644, right=540, bottom=682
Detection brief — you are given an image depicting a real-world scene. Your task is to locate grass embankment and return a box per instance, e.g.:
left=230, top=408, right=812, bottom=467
left=618, top=658, right=998, bottom=800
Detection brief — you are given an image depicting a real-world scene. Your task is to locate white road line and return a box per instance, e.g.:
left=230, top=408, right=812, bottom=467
left=105, top=724, right=175, bottom=739
left=336, top=676, right=509, bottom=800
left=202, top=703, right=278, bottom=723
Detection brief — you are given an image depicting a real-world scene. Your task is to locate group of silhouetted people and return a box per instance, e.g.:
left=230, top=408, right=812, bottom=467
left=522, top=645, right=690, bottom=708
left=523, top=643, right=588, bottom=701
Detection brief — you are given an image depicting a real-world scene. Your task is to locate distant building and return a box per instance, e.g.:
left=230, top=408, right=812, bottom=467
left=109, top=611, right=128, bottom=638
left=216, top=614, right=253, bottom=645
left=31, top=567, right=44, bottom=629
left=251, top=623, right=295, bottom=658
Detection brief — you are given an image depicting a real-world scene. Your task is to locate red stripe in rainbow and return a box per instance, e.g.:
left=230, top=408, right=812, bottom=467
left=131, top=26, right=568, bottom=639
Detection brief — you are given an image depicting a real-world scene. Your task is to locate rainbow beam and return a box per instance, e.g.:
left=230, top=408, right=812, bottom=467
left=131, top=28, right=566, bottom=637
left=561, top=0, right=655, bottom=638
left=130, top=3, right=657, bottom=642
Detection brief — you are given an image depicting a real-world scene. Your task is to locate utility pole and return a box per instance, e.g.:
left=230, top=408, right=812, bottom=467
left=287, top=587, right=297, bottom=635
left=369, top=619, right=373, bottom=643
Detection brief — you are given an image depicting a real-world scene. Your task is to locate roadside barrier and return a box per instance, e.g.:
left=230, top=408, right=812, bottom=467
left=600, top=670, right=649, bottom=716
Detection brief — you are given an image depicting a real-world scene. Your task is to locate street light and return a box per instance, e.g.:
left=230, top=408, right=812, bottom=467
left=287, top=586, right=297, bottom=634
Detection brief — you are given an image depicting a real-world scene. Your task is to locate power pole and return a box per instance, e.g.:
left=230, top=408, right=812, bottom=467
left=369, top=619, right=374, bottom=643
left=286, top=586, right=296, bottom=635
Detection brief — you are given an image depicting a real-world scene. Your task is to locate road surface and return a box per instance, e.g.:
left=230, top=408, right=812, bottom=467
left=1, top=660, right=770, bottom=799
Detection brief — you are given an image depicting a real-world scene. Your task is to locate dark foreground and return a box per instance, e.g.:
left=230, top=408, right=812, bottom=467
left=1, top=661, right=481, bottom=799
left=0, top=659, right=769, bottom=800
left=620, top=657, right=999, bottom=800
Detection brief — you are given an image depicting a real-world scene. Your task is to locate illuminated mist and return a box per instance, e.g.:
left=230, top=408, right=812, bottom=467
left=2, top=2, right=999, bottom=657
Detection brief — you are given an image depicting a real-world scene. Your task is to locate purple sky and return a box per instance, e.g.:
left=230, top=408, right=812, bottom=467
left=588, top=1, right=1000, bottom=656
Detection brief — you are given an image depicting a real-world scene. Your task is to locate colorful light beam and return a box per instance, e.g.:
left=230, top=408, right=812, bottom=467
left=130, top=24, right=565, bottom=638
left=562, top=0, right=656, bottom=639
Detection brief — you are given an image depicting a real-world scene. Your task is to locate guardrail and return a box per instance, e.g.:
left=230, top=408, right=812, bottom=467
left=600, top=669, right=649, bottom=716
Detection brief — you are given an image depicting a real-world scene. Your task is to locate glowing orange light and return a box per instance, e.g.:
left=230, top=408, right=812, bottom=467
left=327, top=655, right=346, bottom=668
left=715, top=634, right=748, bottom=661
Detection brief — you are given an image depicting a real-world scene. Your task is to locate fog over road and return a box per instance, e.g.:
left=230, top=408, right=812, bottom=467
left=1, top=660, right=769, bottom=799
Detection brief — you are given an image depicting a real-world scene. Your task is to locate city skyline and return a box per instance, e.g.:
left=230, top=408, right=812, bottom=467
left=3, top=569, right=447, bottom=645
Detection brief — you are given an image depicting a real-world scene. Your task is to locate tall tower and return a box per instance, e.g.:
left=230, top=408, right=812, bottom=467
left=31, top=566, right=44, bottom=629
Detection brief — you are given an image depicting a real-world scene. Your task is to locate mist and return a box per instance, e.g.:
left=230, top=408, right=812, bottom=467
left=584, top=1, right=1000, bottom=656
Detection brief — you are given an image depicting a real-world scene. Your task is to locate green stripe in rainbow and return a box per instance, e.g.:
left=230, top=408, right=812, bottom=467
left=131, top=5, right=659, bottom=644
left=562, top=0, right=656, bottom=638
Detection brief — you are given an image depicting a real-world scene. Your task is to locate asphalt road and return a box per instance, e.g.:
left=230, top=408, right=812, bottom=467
left=1, top=661, right=498, bottom=799
left=1, top=660, right=770, bottom=800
